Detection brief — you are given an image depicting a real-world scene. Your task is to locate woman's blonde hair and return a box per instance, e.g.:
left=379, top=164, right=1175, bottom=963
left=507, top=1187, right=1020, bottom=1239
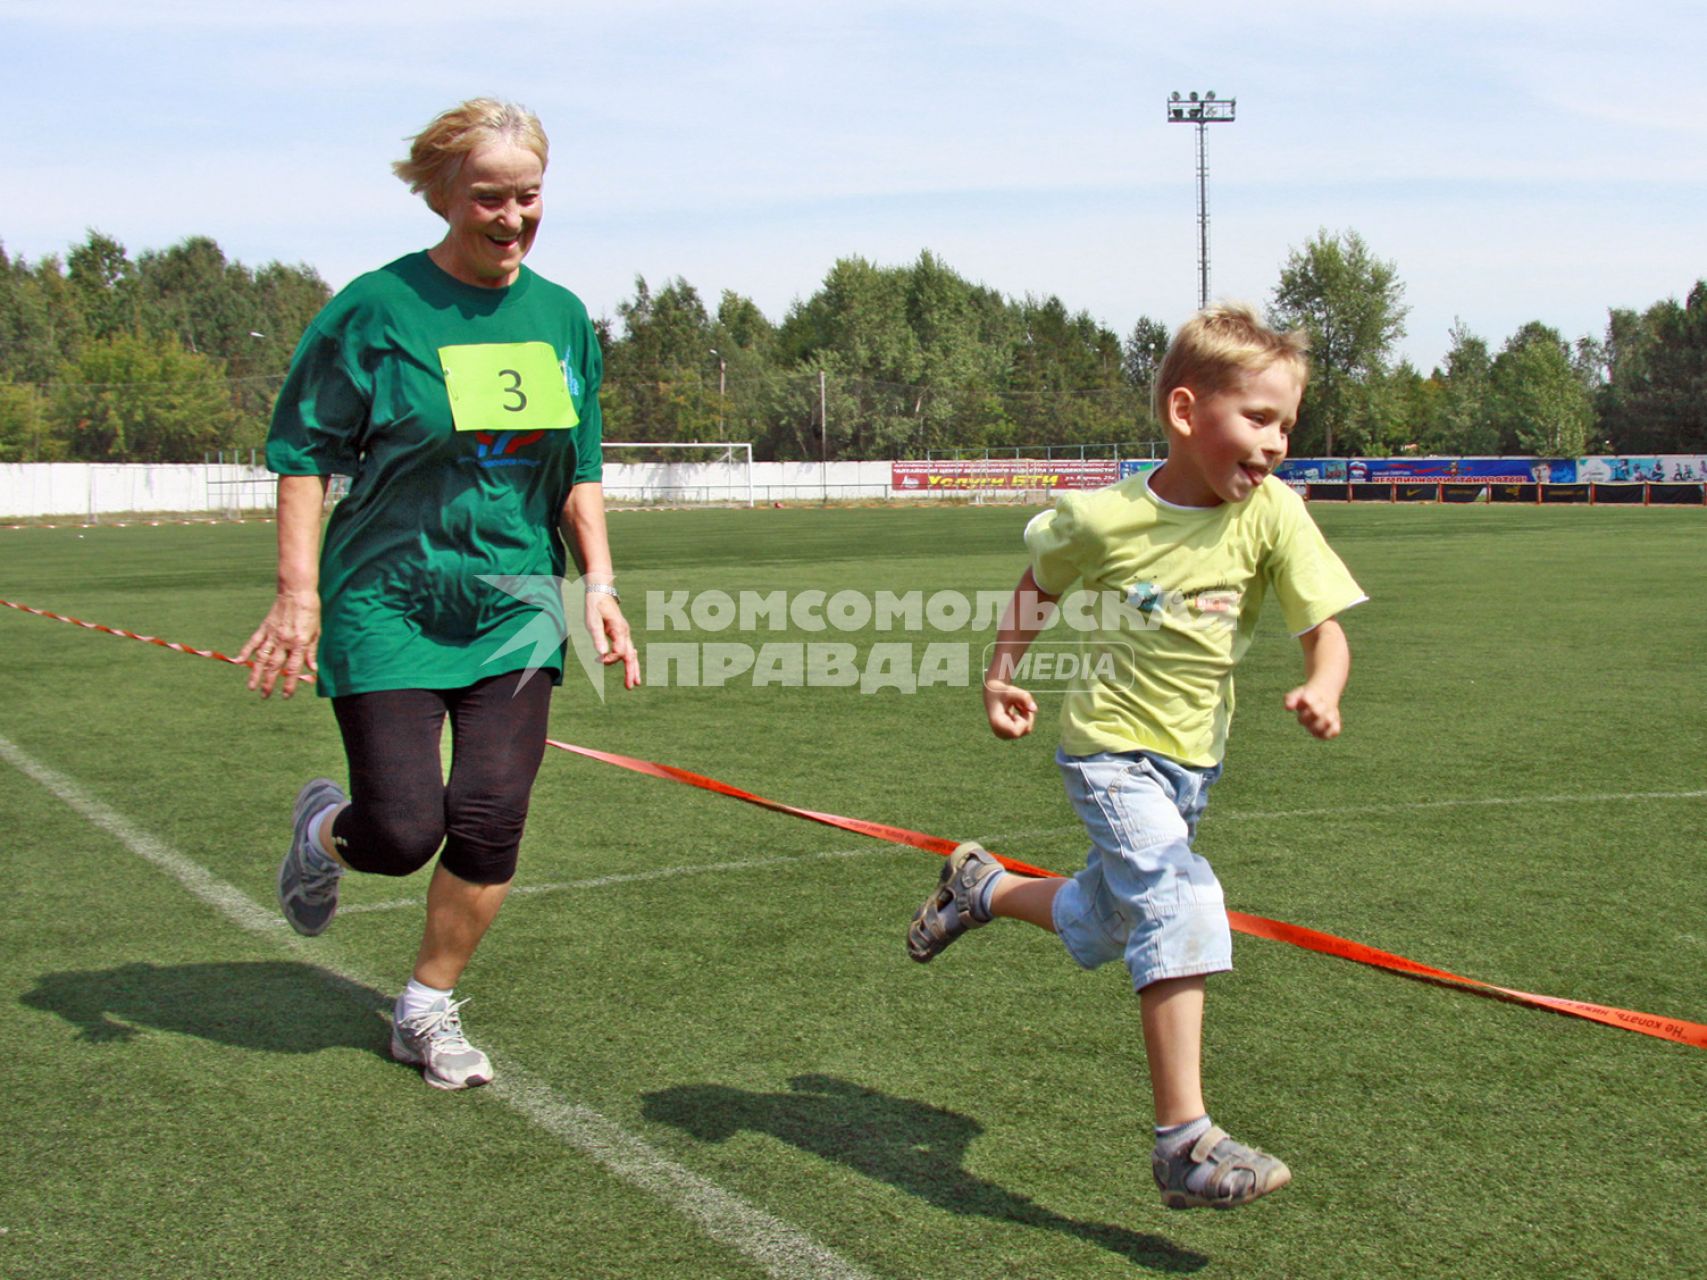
left=392, top=98, right=550, bottom=217
left=1152, top=301, right=1310, bottom=424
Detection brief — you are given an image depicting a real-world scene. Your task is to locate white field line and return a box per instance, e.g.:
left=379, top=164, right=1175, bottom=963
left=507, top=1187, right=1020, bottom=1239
left=0, top=732, right=876, bottom=1280
left=340, top=843, right=910, bottom=916
left=344, top=787, right=1707, bottom=917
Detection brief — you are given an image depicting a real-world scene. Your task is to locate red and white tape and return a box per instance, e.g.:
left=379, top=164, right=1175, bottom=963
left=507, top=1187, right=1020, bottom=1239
left=5, top=595, right=1703, bottom=1051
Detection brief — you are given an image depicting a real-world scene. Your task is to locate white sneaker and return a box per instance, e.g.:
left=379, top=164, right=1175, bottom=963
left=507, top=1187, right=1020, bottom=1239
left=390, top=996, right=493, bottom=1091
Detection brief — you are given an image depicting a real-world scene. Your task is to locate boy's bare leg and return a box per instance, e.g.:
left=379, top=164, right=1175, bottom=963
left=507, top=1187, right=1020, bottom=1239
left=989, top=875, right=1208, bottom=1125
left=988, top=874, right=1064, bottom=931
left=1140, top=976, right=1207, bottom=1126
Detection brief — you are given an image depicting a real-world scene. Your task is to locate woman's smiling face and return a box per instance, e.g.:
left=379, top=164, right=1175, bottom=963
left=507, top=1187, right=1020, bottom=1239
left=431, top=139, right=544, bottom=288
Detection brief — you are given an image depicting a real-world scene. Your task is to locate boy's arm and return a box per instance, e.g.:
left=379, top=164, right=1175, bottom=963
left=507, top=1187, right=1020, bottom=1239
left=982, top=567, right=1060, bottom=739
left=1284, top=617, right=1350, bottom=740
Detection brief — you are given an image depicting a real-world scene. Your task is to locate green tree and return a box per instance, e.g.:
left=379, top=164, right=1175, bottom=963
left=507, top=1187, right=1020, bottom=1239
left=1490, top=322, right=1594, bottom=457
left=0, top=377, right=52, bottom=461
left=1596, top=281, right=1707, bottom=453
left=1427, top=321, right=1499, bottom=454
left=1359, top=360, right=1436, bottom=456
left=1122, top=316, right=1170, bottom=392
left=66, top=230, right=139, bottom=342
left=603, top=275, right=719, bottom=443
left=0, top=248, right=85, bottom=384
left=134, top=236, right=260, bottom=359
left=50, top=333, right=239, bottom=462
left=777, top=254, right=977, bottom=459
left=777, top=257, right=920, bottom=458
left=1005, top=295, right=1137, bottom=450
left=1270, top=229, right=1408, bottom=455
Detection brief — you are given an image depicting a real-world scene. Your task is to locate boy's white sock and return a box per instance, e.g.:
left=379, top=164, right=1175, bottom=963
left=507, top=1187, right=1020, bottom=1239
left=939, top=868, right=1006, bottom=932
left=1154, top=1115, right=1212, bottom=1148
left=396, top=978, right=453, bottom=1023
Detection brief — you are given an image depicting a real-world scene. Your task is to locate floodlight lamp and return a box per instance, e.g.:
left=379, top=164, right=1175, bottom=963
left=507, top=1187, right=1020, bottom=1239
left=1189, top=91, right=1199, bottom=101
left=1170, top=91, right=1181, bottom=101
left=1205, top=91, right=1216, bottom=100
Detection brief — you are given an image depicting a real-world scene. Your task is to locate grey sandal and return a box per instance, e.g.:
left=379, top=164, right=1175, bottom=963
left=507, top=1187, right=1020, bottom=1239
left=907, top=842, right=1003, bottom=963
left=1152, top=1124, right=1292, bottom=1209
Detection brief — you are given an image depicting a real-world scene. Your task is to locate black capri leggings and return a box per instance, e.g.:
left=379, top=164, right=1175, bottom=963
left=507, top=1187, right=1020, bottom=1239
left=328, top=669, right=553, bottom=885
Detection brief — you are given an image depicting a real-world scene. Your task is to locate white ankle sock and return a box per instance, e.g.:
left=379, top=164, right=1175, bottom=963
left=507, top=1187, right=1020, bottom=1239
left=1154, top=1114, right=1212, bottom=1150
left=397, top=978, right=452, bottom=1022
left=306, top=805, right=341, bottom=866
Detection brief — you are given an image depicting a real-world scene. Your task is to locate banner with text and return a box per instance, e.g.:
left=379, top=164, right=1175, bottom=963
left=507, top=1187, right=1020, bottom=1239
left=893, top=459, right=1119, bottom=492
left=1278, top=456, right=1707, bottom=485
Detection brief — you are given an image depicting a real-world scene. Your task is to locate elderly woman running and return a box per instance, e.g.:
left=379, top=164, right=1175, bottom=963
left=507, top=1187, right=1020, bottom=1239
left=240, top=98, right=638, bottom=1090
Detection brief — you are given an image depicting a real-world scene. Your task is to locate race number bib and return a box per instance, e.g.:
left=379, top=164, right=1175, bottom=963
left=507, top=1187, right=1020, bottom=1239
left=438, top=342, right=580, bottom=433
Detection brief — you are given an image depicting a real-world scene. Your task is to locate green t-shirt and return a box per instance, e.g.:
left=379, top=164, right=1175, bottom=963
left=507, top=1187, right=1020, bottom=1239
left=266, top=251, right=604, bottom=697
left=1026, top=473, right=1366, bottom=766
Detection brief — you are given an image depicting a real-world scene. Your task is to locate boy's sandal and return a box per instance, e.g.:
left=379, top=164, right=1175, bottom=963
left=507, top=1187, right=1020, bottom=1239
left=1153, top=1124, right=1292, bottom=1210
left=906, top=842, right=1001, bottom=963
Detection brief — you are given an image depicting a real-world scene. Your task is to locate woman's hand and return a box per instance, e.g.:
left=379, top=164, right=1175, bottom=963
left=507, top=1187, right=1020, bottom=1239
left=585, top=590, right=641, bottom=690
left=238, top=589, right=320, bottom=699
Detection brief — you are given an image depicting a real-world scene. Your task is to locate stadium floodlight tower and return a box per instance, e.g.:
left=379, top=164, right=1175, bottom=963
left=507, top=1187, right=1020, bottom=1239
left=1166, top=90, right=1236, bottom=309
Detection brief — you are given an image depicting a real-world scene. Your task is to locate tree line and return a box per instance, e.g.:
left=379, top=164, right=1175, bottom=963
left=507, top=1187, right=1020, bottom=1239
left=1, top=229, right=1701, bottom=464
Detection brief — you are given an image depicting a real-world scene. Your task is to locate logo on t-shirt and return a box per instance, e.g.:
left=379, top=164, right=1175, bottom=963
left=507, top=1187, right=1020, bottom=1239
left=1122, top=580, right=1242, bottom=630
left=474, top=430, right=546, bottom=468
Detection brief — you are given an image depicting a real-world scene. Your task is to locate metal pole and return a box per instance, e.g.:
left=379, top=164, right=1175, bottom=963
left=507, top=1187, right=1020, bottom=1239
left=1167, top=92, right=1235, bottom=313
left=1195, top=120, right=1210, bottom=309
left=819, top=369, right=828, bottom=502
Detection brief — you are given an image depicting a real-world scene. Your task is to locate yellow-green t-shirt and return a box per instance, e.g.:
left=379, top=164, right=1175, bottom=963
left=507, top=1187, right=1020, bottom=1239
left=1025, top=472, right=1366, bottom=766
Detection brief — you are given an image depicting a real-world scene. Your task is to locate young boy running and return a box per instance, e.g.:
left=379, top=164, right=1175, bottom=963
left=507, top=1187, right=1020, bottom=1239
left=907, top=302, right=1366, bottom=1210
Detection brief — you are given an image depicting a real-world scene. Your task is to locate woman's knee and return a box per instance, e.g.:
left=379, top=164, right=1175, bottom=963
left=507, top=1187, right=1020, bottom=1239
left=335, top=805, right=444, bottom=876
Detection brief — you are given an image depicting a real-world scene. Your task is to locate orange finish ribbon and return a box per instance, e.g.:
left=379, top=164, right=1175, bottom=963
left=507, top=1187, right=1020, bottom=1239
left=4, top=597, right=1700, bottom=1051
left=550, top=739, right=1707, bottom=1052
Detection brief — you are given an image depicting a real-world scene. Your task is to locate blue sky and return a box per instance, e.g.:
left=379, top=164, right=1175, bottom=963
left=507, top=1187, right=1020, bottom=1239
left=4, top=0, right=1703, bottom=372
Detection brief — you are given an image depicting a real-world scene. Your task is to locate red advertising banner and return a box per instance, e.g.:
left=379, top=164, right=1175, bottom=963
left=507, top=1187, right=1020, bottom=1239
left=892, top=459, right=1119, bottom=491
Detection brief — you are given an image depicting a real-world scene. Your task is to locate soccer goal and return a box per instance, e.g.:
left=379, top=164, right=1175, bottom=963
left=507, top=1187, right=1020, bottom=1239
left=600, top=442, right=755, bottom=507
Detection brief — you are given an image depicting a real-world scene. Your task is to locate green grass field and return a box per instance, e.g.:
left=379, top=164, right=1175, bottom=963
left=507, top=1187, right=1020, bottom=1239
left=2, top=504, right=1703, bottom=1280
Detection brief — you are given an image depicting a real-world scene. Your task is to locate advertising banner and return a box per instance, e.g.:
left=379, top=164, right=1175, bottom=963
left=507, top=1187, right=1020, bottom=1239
left=1278, top=455, right=1707, bottom=485
left=892, top=459, right=1119, bottom=491
left=1277, top=457, right=1553, bottom=483
left=1577, top=456, right=1707, bottom=483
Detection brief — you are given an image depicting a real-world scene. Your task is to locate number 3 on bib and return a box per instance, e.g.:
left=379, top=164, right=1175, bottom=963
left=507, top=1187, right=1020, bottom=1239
left=439, top=341, right=580, bottom=433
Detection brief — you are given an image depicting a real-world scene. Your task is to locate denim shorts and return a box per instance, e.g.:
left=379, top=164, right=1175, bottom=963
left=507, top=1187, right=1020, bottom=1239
left=1052, top=748, right=1232, bottom=990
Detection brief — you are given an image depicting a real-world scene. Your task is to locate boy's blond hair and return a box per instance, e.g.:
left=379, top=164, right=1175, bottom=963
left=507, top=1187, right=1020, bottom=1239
left=392, top=99, right=550, bottom=218
left=1152, top=301, right=1310, bottom=424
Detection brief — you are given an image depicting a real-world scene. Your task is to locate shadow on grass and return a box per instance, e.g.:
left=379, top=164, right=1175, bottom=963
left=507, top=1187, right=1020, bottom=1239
left=642, top=1074, right=1208, bottom=1272
left=20, top=961, right=391, bottom=1052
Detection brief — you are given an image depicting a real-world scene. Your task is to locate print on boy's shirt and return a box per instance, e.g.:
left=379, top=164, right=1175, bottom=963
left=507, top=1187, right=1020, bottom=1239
left=1122, top=580, right=1244, bottom=630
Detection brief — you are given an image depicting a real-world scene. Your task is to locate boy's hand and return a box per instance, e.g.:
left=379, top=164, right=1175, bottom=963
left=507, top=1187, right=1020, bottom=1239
left=1284, top=685, right=1341, bottom=739
left=983, top=679, right=1038, bottom=739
